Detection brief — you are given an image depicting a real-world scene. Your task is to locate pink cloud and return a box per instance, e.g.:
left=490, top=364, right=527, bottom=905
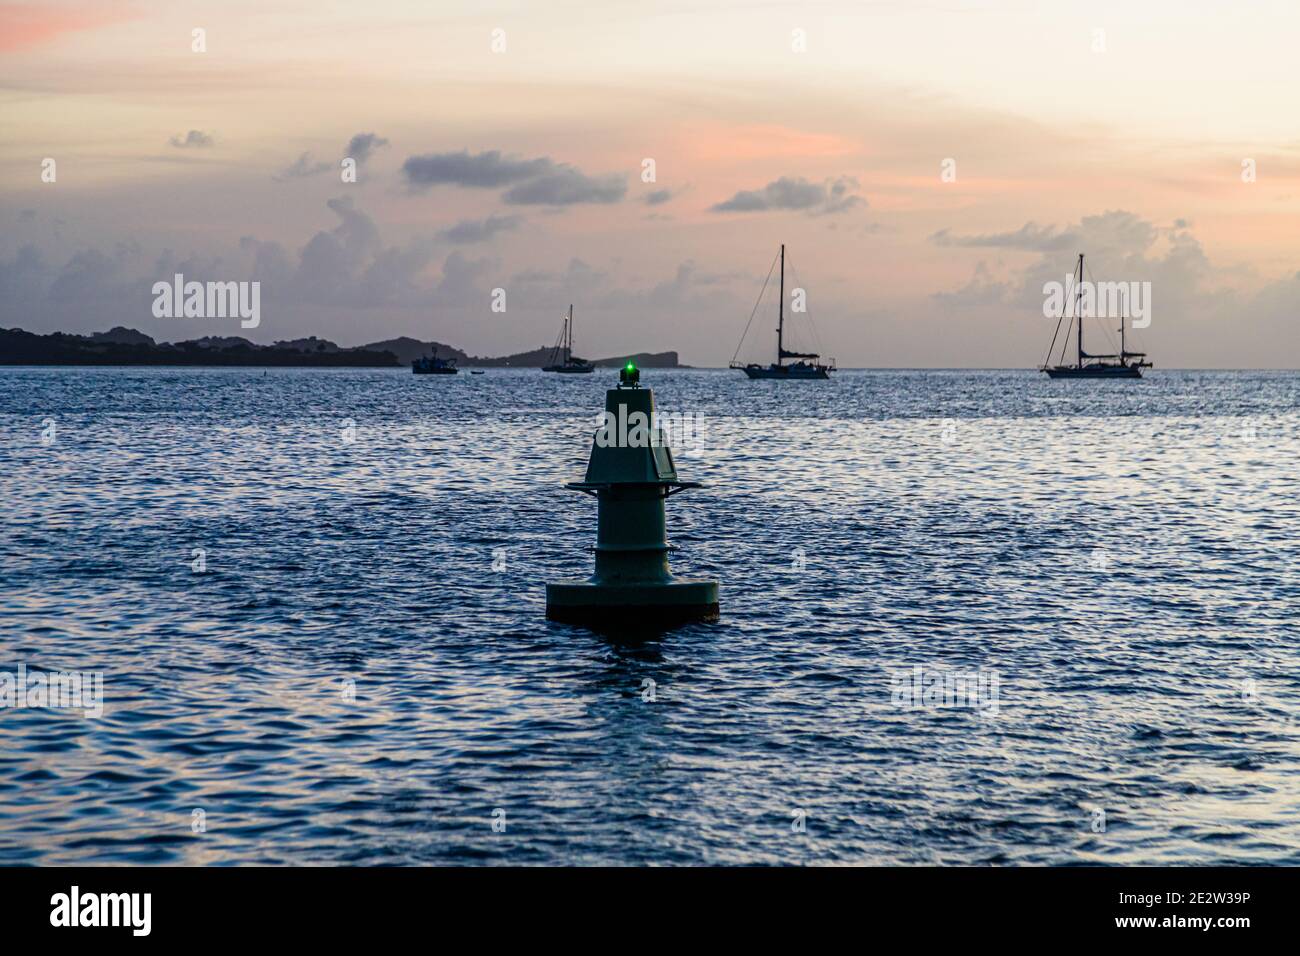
left=0, top=2, right=135, bottom=54
left=682, top=123, right=857, bottom=164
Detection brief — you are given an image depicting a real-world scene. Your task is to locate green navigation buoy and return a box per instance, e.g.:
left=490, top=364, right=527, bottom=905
left=545, top=365, right=719, bottom=626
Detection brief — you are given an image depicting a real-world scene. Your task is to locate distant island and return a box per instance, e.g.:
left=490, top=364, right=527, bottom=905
left=365, top=336, right=681, bottom=369
left=0, top=327, right=684, bottom=369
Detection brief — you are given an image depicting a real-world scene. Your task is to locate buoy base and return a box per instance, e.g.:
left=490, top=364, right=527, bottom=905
left=545, top=579, right=719, bottom=625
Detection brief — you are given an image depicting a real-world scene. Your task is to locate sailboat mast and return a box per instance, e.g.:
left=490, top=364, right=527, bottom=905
left=1119, top=287, right=1126, bottom=362
left=777, top=243, right=785, bottom=364
left=1075, top=253, right=1084, bottom=368
left=567, top=304, right=573, bottom=359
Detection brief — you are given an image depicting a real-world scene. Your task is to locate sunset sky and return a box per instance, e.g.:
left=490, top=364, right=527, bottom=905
left=3, top=0, right=1299, bottom=366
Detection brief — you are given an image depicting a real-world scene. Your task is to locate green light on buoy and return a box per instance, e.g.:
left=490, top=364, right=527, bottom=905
left=619, top=361, right=640, bottom=388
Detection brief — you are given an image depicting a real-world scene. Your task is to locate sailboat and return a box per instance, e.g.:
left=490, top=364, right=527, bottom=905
left=1042, top=253, right=1151, bottom=379
left=412, top=345, right=458, bottom=374
left=542, top=305, right=595, bottom=373
left=730, top=244, right=834, bottom=379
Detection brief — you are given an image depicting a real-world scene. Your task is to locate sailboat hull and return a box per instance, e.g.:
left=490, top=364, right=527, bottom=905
left=1044, top=365, right=1143, bottom=379
left=543, top=365, right=595, bottom=373
left=740, top=363, right=830, bottom=380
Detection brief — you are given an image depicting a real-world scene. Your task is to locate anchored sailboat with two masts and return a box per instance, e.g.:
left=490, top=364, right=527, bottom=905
left=730, top=244, right=834, bottom=379
left=543, top=305, right=595, bottom=373
left=1041, top=253, right=1152, bottom=379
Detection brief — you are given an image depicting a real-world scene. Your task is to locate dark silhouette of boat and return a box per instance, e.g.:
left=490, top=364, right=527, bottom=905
left=1042, top=253, right=1151, bottom=379
left=412, top=346, right=458, bottom=374
left=730, top=244, right=833, bottom=379
left=542, top=305, right=595, bottom=373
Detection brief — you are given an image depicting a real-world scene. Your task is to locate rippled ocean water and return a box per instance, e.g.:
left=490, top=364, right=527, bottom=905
left=0, top=366, right=1297, bottom=865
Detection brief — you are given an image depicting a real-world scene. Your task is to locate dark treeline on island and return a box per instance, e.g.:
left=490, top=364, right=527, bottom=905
left=0, top=327, right=683, bottom=369
left=0, top=327, right=401, bottom=367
